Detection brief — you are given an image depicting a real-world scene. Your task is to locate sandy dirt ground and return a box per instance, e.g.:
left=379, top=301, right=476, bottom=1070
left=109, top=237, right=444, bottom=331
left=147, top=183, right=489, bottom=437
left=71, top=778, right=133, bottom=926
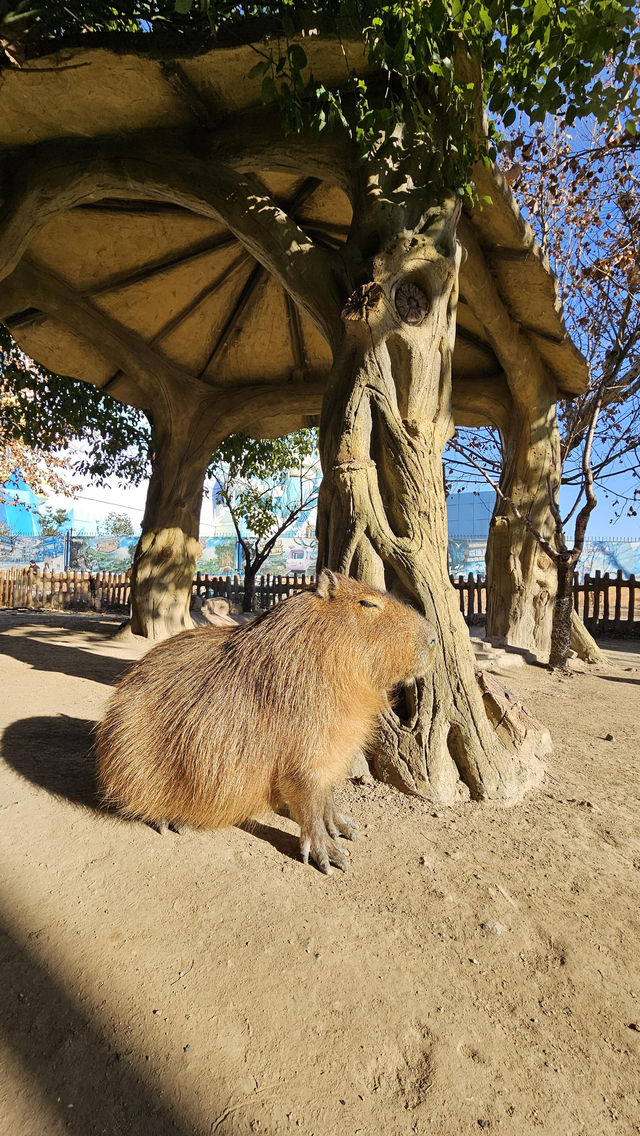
left=0, top=609, right=639, bottom=1136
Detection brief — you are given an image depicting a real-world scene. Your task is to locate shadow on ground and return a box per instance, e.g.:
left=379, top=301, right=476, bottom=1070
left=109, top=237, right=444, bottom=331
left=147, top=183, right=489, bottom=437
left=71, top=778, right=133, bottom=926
left=0, top=909, right=231, bottom=1136
left=0, top=631, right=131, bottom=686
left=238, top=818, right=302, bottom=864
left=1, top=715, right=304, bottom=865
left=1, top=715, right=100, bottom=809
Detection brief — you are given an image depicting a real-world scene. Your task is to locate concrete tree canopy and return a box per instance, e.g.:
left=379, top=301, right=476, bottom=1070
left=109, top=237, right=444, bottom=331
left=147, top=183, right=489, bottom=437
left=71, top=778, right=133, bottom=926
left=0, top=29, right=586, bottom=801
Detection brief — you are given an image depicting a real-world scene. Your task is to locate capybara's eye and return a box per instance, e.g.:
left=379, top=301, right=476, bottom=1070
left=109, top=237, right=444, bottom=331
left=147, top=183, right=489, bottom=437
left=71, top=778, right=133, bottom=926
left=359, top=599, right=380, bottom=609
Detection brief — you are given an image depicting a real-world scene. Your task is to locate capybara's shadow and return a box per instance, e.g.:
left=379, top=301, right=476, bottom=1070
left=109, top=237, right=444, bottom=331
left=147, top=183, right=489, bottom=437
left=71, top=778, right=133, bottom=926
left=237, top=818, right=301, bottom=864
left=1, top=714, right=100, bottom=810
left=1, top=717, right=306, bottom=863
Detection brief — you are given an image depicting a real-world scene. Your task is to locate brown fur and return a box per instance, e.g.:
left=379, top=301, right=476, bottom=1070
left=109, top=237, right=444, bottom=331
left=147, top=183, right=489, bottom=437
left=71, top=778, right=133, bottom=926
left=96, top=570, right=437, bottom=872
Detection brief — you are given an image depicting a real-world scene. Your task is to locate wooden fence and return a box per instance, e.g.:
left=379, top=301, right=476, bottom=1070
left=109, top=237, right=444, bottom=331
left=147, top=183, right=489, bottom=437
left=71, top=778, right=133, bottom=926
left=193, top=570, right=312, bottom=610
left=0, top=567, right=130, bottom=611
left=453, top=572, right=487, bottom=624
left=573, top=569, right=637, bottom=635
left=451, top=569, right=638, bottom=635
left=0, top=566, right=638, bottom=636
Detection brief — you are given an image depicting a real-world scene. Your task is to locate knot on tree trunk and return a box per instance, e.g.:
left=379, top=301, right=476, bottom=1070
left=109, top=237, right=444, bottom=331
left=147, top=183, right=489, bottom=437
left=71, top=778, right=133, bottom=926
left=341, top=282, right=385, bottom=322
left=331, top=459, right=377, bottom=476
left=394, top=279, right=430, bottom=325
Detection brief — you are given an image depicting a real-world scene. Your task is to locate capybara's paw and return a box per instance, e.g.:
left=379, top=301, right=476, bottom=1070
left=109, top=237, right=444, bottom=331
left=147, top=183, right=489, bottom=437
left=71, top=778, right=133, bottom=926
left=324, top=805, right=358, bottom=843
left=149, top=820, right=191, bottom=835
left=300, top=831, right=351, bottom=875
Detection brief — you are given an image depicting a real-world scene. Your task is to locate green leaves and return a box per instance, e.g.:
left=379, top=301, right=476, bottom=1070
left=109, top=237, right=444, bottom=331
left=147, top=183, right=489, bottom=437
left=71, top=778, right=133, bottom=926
left=0, top=324, right=151, bottom=486
left=248, top=59, right=270, bottom=80
left=532, top=0, right=550, bottom=22
left=287, top=43, right=307, bottom=72
left=10, top=1, right=640, bottom=197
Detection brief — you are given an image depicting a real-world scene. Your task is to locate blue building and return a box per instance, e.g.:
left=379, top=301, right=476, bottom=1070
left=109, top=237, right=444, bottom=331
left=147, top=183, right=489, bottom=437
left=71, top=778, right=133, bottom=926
left=446, top=490, right=494, bottom=538
left=0, top=473, right=41, bottom=535
left=446, top=491, right=494, bottom=576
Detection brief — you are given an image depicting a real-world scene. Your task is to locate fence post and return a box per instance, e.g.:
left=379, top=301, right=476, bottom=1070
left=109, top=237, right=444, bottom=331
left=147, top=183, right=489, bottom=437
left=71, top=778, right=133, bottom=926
left=628, top=574, right=636, bottom=627
left=466, top=572, right=475, bottom=620
left=582, top=573, right=591, bottom=626
left=602, top=572, right=610, bottom=626
left=457, top=575, right=464, bottom=615
left=614, top=569, right=622, bottom=627
left=593, top=570, right=601, bottom=627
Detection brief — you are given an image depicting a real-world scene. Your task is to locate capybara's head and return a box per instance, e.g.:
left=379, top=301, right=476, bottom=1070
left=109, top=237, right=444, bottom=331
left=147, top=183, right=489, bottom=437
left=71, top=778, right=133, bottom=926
left=312, top=569, right=437, bottom=689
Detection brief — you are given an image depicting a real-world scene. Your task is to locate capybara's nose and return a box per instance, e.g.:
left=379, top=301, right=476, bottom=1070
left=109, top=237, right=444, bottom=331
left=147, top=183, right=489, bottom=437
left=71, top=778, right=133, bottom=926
left=418, top=622, right=437, bottom=670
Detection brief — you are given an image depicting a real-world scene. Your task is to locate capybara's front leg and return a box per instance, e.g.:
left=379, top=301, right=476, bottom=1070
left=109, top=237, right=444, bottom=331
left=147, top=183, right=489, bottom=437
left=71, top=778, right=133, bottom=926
left=281, top=776, right=351, bottom=875
left=324, top=791, right=358, bottom=843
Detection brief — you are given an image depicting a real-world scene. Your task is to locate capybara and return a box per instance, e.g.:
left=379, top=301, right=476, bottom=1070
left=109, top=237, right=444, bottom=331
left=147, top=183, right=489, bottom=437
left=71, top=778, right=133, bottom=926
left=96, top=569, right=437, bottom=873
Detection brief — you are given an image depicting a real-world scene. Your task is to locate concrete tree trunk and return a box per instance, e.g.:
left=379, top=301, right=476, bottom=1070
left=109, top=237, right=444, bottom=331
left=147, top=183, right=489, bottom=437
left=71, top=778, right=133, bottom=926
left=485, top=388, right=559, bottom=656
left=130, top=406, right=212, bottom=639
left=317, top=193, right=547, bottom=803
left=458, top=226, right=602, bottom=665
left=484, top=389, right=603, bottom=664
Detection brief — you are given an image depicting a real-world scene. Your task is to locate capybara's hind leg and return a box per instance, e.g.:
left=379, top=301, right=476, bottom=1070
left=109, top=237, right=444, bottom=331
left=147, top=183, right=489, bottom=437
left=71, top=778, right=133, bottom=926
left=281, top=776, right=351, bottom=875
left=324, top=791, right=358, bottom=842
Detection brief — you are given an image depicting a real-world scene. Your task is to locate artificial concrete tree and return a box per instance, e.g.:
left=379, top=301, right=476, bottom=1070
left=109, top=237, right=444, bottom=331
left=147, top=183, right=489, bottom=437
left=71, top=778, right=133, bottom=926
left=1, top=17, right=621, bottom=798
left=456, top=217, right=602, bottom=664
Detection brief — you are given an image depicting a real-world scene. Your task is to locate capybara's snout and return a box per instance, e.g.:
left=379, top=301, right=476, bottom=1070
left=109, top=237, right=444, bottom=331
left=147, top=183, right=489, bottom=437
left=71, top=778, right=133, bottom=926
left=415, top=618, right=438, bottom=676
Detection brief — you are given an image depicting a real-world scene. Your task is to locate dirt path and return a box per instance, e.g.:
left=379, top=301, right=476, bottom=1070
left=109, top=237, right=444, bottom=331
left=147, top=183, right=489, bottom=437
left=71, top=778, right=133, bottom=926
left=0, top=611, right=639, bottom=1136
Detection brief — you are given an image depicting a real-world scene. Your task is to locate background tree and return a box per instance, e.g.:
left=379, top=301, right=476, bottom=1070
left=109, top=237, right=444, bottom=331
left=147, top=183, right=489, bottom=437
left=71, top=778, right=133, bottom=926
left=1, top=372, right=72, bottom=504
left=99, top=511, right=137, bottom=537
left=1, top=326, right=151, bottom=488
left=39, top=506, right=70, bottom=536
left=0, top=519, right=17, bottom=550
left=210, top=429, right=319, bottom=611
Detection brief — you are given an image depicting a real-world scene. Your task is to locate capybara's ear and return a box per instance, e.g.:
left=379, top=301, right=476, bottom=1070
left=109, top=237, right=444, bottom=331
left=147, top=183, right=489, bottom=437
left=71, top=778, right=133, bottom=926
left=316, top=568, right=340, bottom=599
